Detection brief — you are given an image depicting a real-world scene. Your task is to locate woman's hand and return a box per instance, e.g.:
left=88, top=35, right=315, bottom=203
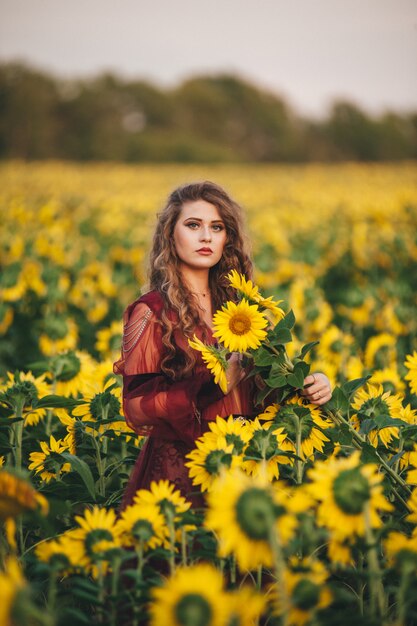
left=301, top=372, right=332, bottom=405
left=225, top=353, right=246, bottom=393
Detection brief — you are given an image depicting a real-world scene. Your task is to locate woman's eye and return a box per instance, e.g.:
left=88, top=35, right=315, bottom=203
left=186, top=222, right=199, bottom=229
left=212, top=224, right=224, bottom=232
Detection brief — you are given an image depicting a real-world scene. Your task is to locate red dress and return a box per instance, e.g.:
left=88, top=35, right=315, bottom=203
left=113, top=291, right=254, bottom=508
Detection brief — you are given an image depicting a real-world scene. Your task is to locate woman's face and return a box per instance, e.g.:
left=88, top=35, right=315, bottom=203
left=173, top=200, right=227, bottom=273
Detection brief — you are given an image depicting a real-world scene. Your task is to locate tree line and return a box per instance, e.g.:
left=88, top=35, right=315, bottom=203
left=0, top=62, right=416, bottom=162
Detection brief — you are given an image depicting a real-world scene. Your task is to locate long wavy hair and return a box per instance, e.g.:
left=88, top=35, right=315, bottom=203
left=148, top=181, right=253, bottom=379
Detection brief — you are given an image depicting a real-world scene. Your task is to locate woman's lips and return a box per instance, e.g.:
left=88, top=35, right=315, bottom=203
left=196, top=248, right=213, bottom=255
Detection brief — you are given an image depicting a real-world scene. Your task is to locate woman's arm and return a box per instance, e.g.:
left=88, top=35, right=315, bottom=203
left=116, top=301, right=225, bottom=443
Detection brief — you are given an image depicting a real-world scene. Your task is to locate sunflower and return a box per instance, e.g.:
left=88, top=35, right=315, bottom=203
left=39, top=317, right=79, bottom=356
left=227, top=586, right=266, bottom=626
left=227, top=270, right=285, bottom=323
left=35, top=532, right=86, bottom=572
left=351, top=382, right=404, bottom=447
left=262, top=397, right=332, bottom=461
left=370, top=366, right=406, bottom=393
left=206, top=414, right=253, bottom=455
left=405, top=351, right=417, bottom=395
left=71, top=506, right=122, bottom=566
left=150, top=563, right=228, bottom=626
left=213, top=299, right=268, bottom=353
left=242, top=418, right=290, bottom=481
left=384, top=530, right=417, bottom=567
left=116, top=501, right=168, bottom=550
left=307, top=451, right=393, bottom=542
left=72, top=378, right=122, bottom=435
left=28, top=435, right=71, bottom=483
left=0, top=370, right=51, bottom=426
left=317, top=324, right=354, bottom=368
left=57, top=412, right=79, bottom=454
left=0, top=556, right=26, bottom=626
left=205, top=468, right=297, bottom=571
left=185, top=435, right=240, bottom=492
left=0, top=470, right=48, bottom=520
left=188, top=336, right=228, bottom=393
left=271, top=557, right=332, bottom=626
left=95, top=320, right=122, bottom=357
left=133, top=480, right=191, bottom=522
left=49, top=350, right=96, bottom=397
left=364, top=332, right=397, bottom=369
left=0, top=306, right=13, bottom=335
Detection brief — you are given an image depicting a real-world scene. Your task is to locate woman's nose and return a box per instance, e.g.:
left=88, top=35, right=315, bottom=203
left=200, top=226, right=212, bottom=241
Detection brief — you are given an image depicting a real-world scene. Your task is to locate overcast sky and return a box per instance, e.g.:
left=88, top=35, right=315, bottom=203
left=1, top=0, right=416, bottom=118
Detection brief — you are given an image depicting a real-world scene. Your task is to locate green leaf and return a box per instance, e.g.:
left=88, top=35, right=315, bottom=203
left=255, top=385, right=274, bottom=406
left=266, top=371, right=287, bottom=388
left=325, top=387, right=349, bottom=413
left=271, top=327, right=293, bottom=344
left=361, top=443, right=380, bottom=464
left=297, top=341, right=320, bottom=360
left=374, top=414, right=408, bottom=430
left=252, top=347, right=275, bottom=366
left=59, top=452, right=97, bottom=501
left=34, top=395, right=84, bottom=409
left=286, top=366, right=305, bottom=388
left=342, top=376, right=371, bottom=397
left=359, top=418, right=378, bottom=435
left=279, top=309, right=296, bottom=330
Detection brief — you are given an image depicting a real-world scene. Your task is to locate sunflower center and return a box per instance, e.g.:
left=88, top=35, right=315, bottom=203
left=235, top=487, right=275, bottom=540
left=90, top=393, right=120, bottom=420
left=175, top=593, right=212, bottom=626
left=229, top=314, right=251, bottom=336
left=333, top=468, right=371, bottom=514
left=204, top=450, right=232, bottom=475
left=85, top=529, right=114, bottom=557
left=292, top=579, right=320, bottom=610
left=51, top=352, right=81, bottom=382
left=132, top=519, right=154, bottom=542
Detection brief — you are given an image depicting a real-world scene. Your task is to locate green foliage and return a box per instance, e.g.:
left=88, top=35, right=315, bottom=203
left=1, top=62, right=415, bottom=162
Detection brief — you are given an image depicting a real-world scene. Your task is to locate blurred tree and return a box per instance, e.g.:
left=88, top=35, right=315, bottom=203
left=0, top=63, right=59, bottom=159
left=0, top=62, right=415, bottom=162
left=324, top=101, right=380, bottom=161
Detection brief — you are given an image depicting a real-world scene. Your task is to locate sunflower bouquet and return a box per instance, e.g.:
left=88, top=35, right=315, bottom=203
left=189, top=269, right=317, bottom=407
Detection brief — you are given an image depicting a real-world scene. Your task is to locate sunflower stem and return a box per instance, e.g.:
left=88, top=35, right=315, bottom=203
left=268, top=523, right=289, bottom=626
left=181, top=527, right=187, bottom=566
left=47, top=565, right=58, bottom=621
left=97, top=561, right=106, bottom=623
left=364, top=502, right=386, bottom=620
left=110, top=554, right=121, bottom=626
left=293, top=414, right=304, bottom=485
left=230, top=554, right=236, bottom=586
left=256, top=564, right=263, bottom=591
left=166, top=510, right=176, bottom=575
left=396, top=561, right=414, bottom=624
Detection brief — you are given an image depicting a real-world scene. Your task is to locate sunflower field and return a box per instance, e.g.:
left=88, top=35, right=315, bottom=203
left=1, top=161, right=417, bottom=626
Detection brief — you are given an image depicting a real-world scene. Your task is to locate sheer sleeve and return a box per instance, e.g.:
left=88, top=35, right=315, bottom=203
left=113, top=301, right=225, bottom=444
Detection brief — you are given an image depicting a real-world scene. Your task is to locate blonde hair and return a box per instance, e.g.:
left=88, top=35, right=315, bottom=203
left=148, top=181, right=253, bottom=379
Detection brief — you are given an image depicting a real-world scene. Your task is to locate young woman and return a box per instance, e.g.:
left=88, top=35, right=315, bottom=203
left=113, top=181, right=332, bottom=508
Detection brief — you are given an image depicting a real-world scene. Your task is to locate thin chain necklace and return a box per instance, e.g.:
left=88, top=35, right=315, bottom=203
left=191, top=291, right=210, bottom=297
